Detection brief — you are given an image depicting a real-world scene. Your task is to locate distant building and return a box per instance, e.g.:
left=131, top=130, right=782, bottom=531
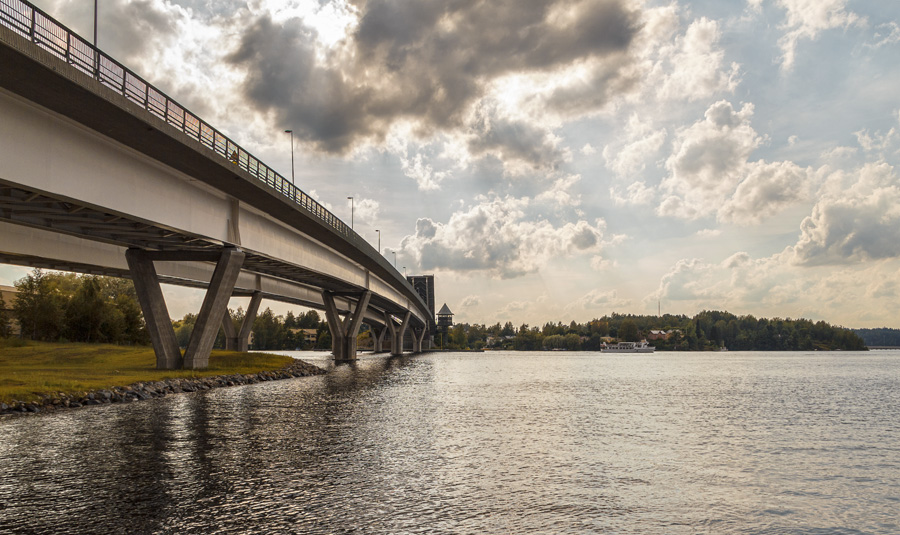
left=0, top=285, right=20, bottom=335
left=647, top=330, right=668, bottom=341
left=290, top=328, right=318, bottom=344
left=647, top=329, right=680, bottom=341
left=406, top=274, right=435, bottom=333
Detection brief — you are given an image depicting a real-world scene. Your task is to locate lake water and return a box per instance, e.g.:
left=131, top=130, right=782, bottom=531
left=1, top=350, right=899, bottom=534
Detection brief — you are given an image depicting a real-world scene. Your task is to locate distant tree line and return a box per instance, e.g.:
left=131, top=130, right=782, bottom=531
left=854, top=328, right=900, bottom=347
left=438, top=310, right=866, bottom=351
left=172, top=308, right=335, bottom=351
left=3, top=270, right=867, bottom=353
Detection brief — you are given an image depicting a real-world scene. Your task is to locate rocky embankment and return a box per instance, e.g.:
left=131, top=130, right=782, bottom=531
left=0, top=359, right=326, bottom=416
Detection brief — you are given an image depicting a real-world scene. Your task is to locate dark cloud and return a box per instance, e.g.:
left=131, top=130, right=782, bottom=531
left=227, top=0, right=641, bottom=157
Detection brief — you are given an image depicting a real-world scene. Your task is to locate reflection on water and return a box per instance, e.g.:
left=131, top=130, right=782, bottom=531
left=1, top=351, right=899, bottom=533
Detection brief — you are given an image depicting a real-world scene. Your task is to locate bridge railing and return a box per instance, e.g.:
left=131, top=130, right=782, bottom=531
left=0, top=0, right=361, bottom=251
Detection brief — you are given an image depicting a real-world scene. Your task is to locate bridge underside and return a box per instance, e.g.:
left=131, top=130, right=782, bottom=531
left=0, top=181, right=427, bottom=368
left=0, top=16, right=432, bottom=367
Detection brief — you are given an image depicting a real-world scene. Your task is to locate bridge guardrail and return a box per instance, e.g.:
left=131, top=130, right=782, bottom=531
left=0, top=0, right=363, bottom=254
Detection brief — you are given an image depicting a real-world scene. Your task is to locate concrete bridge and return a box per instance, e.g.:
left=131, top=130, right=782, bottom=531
left=0, top=0, right=433, bottom=368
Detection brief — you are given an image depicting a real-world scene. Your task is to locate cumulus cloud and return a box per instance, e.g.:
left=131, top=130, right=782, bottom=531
left=719, top=161, right=812, bottom=224
left=398, top=196, right=608, bottom=278
left=775, top=0, right=864, bottom=70
left=651, top=17, right=740, bottom=101
left=657, top=100, right=812, bottom=223
left=659, top=100, right=761, bottom=219
left=791, top=162, right=900, bottom=265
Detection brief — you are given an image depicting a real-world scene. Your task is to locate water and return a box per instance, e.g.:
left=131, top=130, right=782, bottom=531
left=1, top=351, right=899, bottom=534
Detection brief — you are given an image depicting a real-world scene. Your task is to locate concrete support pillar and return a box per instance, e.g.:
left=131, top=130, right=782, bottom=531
left=385, top=310, right=411, bottom=356
left=237, top=291, right=262, bottom=352
left=222, top=309, right=238, bottom=351
left=125, top=249, right=182, bottom=370
left=222, top=290, right=262, bottom=352
left=373, top=325, right=386, bottom=353
left=183, top=248, right=245, bottom=369
left=412, top=327, right=427, bottom=353
left=383, top=311, right=397, bottom=355
left=323, top=290, right=372, bottom=362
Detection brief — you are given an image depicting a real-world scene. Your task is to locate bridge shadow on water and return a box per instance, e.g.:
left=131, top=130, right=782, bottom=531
left=0, top=352, right=434, bottom=534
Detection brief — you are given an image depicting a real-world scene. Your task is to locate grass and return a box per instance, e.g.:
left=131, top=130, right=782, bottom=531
left=0, top=338, right=296, bottom=404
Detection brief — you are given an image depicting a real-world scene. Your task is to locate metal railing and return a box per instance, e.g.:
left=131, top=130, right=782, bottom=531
left=0, top=0, right=357, bottom=244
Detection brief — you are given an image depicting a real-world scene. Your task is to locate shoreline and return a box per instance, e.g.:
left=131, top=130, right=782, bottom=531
left=0, top=358, right=326, bottom=417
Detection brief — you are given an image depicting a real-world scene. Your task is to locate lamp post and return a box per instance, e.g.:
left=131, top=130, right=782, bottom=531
left=347, top=196, right=354, bottom=229
left=375, top=229, right=380, bottom=254
left=403, top=266, right=407, bottom=277
left=284, top=130, right=294, bottom=184
left=392, top=250, right=397, bottom=268
left=93, top=1, right=98, bottom=46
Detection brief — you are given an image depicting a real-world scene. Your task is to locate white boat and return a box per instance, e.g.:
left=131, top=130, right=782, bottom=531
left=601, top=340, right=655, bottom=353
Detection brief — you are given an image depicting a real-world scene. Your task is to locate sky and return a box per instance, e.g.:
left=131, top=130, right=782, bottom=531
left=4, top=0, right=900, bottom=328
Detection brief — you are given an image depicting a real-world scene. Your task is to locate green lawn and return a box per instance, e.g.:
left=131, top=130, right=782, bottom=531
left=0, top=339, right=296, bottom=404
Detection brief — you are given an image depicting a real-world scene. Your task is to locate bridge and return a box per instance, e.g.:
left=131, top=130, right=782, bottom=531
left=0, top=0, right=433, bottom=368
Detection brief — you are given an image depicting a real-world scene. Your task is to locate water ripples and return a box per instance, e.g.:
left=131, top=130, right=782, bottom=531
left=1, top=351, right=899, bottom=533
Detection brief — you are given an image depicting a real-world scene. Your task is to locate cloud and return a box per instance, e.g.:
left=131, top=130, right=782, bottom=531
left=651, top=17, right=740, bottom=101
left=648, top=246, right=900, bottom=327
left=610, top=180, right=654, bottom=206
left=775, top=0, right=864, bottom=70
left=656, top=100, right=813, bottom=223
left=868, top=22, right=900, bottom=49
left=791, top=162, right=900, bottom=265
left=460, top=295, right=480, bottom=308
left=398, top=196, right=608, bottom=278
left=855, top=126, right=899, bottom=157
left=571, top=289, right=630, bottom=310
left=353, top=197, right=380, bottom=225
left=603, top=114, right=667, bottom=178
left=659, top=100, right=761, bottom=219
left=718, top=161, right=812, bottom=224
left=224, top=0, right=641, bottom=165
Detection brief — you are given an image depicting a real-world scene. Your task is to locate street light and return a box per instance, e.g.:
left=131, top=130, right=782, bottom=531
left=403, top=266, right=407, bottom=277
left=284, top=130, right=294, bottom=185
left=392, top=250, right=397, bottom=268
left=375, top=229, right=381, bottom=254
left=347, top=196, right=354, bottom=229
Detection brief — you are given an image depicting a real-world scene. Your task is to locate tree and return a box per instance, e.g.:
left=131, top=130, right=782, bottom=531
left=174, top=313, right=197, bottom=348
left=619, top=320, right=639, bottom=342
left=0, top=295, right=11, bottom=338
left=13, top=269, right=66, bottom=341
left=252, top=308, right=283, bottom=350
left=449, top=324, right=468, bottom=349
left=65, top=276, right=113, bottom=343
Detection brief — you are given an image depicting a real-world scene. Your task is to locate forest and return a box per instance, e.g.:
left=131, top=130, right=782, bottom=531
left=2, top=271, right=867, bottom=352
left=439, top=310, right=867, bottom=351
